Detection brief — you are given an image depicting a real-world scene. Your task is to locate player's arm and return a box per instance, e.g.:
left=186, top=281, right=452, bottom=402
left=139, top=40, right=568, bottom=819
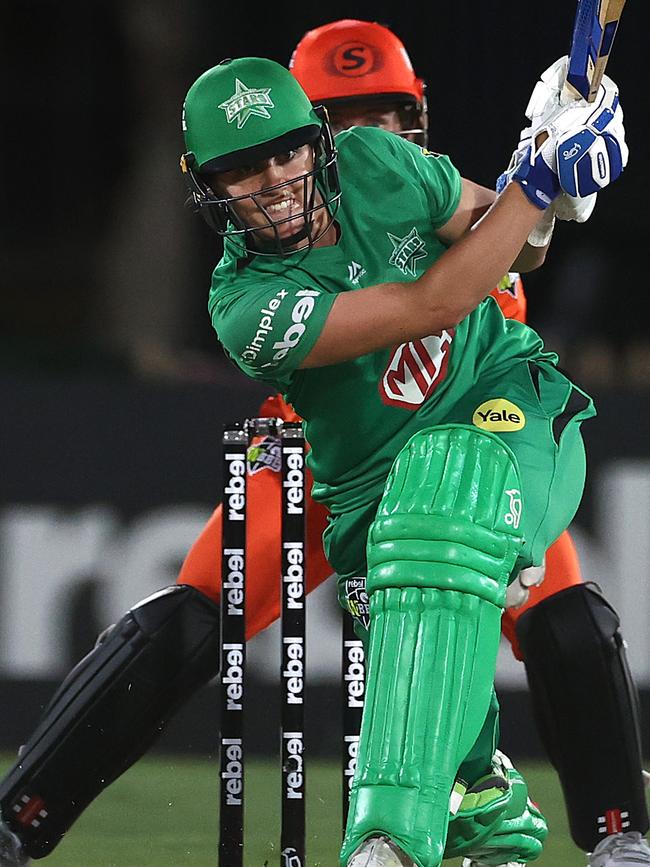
left=302, top=75, right=626, bottom=370
left=302, top=183, right=541, bottom=369
left=436, top=178, right=548, bottom=273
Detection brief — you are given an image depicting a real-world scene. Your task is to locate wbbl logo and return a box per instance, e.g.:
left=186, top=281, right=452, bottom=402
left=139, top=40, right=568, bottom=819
left=224, top=451, right=246, bottom=521
left=247, top=435, right=281, bottom=474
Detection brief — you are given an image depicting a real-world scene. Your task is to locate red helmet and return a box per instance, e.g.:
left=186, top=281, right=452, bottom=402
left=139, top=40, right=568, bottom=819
left=289, top=19, right=427, bottom=143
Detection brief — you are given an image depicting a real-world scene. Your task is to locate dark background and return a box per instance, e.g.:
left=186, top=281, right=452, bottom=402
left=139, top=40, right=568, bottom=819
left=1, top=0, right=648, bottom=759
left=1, top=0, right=646, bottom=387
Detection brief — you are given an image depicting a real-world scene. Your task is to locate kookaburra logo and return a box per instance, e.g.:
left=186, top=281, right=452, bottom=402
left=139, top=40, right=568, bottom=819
left=219, top=79, right=274, bottom=128
left=504, top=488, right=522, bottom=529
left=387, top=227, right=427, bottom=276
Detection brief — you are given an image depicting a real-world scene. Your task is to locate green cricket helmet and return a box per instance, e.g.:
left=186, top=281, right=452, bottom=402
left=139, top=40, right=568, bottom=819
left=180, top=57, right=341, bottom=255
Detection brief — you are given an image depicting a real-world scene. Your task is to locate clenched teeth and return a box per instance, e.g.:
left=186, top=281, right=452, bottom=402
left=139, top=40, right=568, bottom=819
left=267, top=199, right=294, bottom=213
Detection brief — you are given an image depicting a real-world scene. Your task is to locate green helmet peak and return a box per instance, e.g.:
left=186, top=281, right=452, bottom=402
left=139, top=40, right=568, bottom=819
left=182, top=57, right=323, bottom=172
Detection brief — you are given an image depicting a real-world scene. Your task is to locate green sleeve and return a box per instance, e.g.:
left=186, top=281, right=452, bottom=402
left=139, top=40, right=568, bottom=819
left=353, top=129, right=462, bottom=229
left=210, top=277, right=336, bottom=383
left=419, top=150, right=463, bottom=228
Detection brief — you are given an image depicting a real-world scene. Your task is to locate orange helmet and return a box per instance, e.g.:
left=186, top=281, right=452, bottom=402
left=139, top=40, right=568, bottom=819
left=289, top=19, right=428, bottom=144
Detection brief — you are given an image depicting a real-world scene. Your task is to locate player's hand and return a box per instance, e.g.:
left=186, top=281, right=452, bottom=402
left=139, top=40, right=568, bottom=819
left=499, top=75, right=627, bottom=208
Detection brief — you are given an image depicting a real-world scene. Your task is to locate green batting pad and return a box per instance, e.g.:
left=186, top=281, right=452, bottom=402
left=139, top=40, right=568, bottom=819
left=341, top=427, right=524, bottom=866
left=340, top=587, right=503, bottom=866
left=367, top=425, right=525, bottom=606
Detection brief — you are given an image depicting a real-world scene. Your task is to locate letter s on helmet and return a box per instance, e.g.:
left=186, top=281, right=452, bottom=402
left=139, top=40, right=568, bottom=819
left=289, top=19, right=428, bottom=146
left=180, top=57, right=340, bottom=255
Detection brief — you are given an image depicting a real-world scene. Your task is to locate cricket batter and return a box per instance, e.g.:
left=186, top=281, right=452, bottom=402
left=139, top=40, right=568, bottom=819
left=0, top=31, right=632, bottom=867
left=174, top=51, right=626, bottom=867
left=177, top=20, right=649, bottom=867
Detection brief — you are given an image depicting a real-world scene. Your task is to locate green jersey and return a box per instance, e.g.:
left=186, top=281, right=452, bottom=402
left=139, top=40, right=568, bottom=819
left=210, top=126, right=557, bottom=516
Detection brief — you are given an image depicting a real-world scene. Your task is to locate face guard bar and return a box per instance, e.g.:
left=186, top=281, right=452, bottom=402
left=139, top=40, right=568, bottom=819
left=181, top=106, right=341, bottom=256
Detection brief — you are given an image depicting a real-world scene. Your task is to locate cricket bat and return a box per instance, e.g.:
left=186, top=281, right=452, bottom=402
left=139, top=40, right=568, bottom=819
left=565, top=0, right=627, bottom=102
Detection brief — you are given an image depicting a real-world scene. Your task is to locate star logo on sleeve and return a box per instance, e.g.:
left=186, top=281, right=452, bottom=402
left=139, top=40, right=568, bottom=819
left=387, top=227, right=427, bottom=276
left=218, top=79, right=274, bottom=129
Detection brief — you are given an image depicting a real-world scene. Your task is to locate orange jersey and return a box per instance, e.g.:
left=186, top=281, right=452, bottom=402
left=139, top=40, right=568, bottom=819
left=178, top=278, right=583, bottom=656
left=489, top=272, right=527, bottom=323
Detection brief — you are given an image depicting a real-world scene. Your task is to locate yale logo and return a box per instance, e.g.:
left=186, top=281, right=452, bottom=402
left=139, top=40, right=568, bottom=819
left=472, top=399, right=526, bottom=432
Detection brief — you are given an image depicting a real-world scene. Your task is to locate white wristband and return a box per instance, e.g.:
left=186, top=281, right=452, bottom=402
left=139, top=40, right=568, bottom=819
left=527, top=209, right=556, bottom=247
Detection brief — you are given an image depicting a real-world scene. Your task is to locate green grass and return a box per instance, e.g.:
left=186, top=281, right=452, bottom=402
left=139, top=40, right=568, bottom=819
left=0, top=754, right=595, bottom=865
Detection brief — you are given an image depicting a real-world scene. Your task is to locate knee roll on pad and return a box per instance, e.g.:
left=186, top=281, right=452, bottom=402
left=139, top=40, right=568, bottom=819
left=367, top=425, right=525, bottom=605
left=0, top=584, right=221, bottom=859
left=341, top=426, right=525, bottom=867
left=516, top=582, right=649, bottom=851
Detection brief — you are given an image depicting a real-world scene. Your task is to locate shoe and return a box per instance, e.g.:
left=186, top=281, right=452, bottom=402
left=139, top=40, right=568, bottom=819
left=588, top=832, right=650, bottom=866
left=347, top=835, right=415, bottom=866
left=0, top=812, right=30, bottom=866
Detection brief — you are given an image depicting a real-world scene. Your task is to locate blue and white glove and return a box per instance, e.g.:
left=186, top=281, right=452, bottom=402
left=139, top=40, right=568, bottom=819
left=498, top=65, right=628, bottom=210
left=521, top=55, right=597, bottom=224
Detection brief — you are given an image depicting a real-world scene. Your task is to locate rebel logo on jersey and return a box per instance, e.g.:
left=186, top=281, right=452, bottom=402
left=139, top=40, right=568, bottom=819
left=268, top=289, right=320, bottom=364
left=472, top=399, right=526, bottom=431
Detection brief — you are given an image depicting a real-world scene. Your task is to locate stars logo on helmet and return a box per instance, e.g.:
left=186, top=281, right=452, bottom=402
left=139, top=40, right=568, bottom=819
left=218, top=79, right=274, bottom=128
